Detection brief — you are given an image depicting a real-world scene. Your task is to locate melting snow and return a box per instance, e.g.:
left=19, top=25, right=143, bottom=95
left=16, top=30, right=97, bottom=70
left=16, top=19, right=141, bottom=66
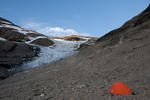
left=0, top=24, right=28, bottom=34
left=26, top=36, right=47, bottom=43
left=1, top=21, right=12, bottom=24
left=16, top=39, right=86, bottom=71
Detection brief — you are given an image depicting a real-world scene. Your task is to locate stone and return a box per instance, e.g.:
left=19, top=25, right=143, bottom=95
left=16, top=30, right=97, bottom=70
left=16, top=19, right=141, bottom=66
left=31, top=38, right=55, bottom=47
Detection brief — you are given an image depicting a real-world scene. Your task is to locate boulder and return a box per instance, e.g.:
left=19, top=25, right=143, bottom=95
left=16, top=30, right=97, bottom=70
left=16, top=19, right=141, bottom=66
left=66, top=37, right=86, bottom=41
left=0, top=40, right=40, bottom=79
left=0, top=40, right=40, bottom=67
left=31, top=38, right=54, bottom=47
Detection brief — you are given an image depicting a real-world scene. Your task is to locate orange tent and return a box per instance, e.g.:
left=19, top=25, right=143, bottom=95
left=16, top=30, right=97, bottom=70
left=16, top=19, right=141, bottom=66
left=110, top=81, right=132, bottom=95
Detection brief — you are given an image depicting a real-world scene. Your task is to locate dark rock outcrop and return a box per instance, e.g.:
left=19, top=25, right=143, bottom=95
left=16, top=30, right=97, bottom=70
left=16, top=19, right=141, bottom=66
left=0, top=17, right=30, bottom=42
left=0, top=40, right=40, bottom=79
left=0, top=41, right=40, bottom=66
left=0, top=27, right=27, bottom=42
left=0, top=17, right=48, bottom=79
left=31, top=38, right=55, bottom=47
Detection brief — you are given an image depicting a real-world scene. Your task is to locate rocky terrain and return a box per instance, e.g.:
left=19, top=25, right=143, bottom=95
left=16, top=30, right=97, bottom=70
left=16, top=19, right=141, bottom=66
left=0, top=17, right=95, bottom=79
left=0, top=18, right=43, bottom=79
left=0, top=5, right=150, bottom=100
left=0, top=41, right=40, bottom=79
left=0, top=17, right=59, bottom=79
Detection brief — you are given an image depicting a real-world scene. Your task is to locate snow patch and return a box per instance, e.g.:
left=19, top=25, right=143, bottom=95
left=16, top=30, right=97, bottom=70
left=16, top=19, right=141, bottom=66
left=0, top=24, right=28, bottom=34
left=1, top=21, right=12, bottom=25
left=25, top=36, right=48, bottom=44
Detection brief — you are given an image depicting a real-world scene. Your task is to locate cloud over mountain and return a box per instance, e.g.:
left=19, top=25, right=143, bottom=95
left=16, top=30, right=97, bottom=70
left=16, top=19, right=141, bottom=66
left=23, top=22, right=90, bottom=37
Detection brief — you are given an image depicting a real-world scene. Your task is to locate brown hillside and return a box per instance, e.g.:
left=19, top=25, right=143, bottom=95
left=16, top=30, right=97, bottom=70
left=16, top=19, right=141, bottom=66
left=50, top=35, right=98, bottom=41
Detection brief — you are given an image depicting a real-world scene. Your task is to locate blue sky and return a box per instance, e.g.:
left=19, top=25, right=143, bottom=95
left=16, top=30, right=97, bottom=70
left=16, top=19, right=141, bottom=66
left=0, top=0, right=149, bottom=37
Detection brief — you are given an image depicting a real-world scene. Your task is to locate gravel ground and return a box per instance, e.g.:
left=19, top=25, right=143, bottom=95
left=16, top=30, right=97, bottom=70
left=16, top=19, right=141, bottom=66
left=0, top=5, right=150, bottom=100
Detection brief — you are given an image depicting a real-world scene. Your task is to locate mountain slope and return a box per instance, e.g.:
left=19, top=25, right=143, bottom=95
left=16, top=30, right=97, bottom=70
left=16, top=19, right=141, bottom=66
left=0, top=5, right=150, bottom=100
left=0, top=18, right=42, bottom=79
left=0, top=17, right=90, bottom=76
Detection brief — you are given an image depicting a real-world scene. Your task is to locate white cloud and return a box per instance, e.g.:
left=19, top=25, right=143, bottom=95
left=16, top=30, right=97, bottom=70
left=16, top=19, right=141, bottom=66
left=23, top=22, right=41, bottom=29
left=23, top=22, right=90, bottom=37
left=38, top=27, right=78, bottom=36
